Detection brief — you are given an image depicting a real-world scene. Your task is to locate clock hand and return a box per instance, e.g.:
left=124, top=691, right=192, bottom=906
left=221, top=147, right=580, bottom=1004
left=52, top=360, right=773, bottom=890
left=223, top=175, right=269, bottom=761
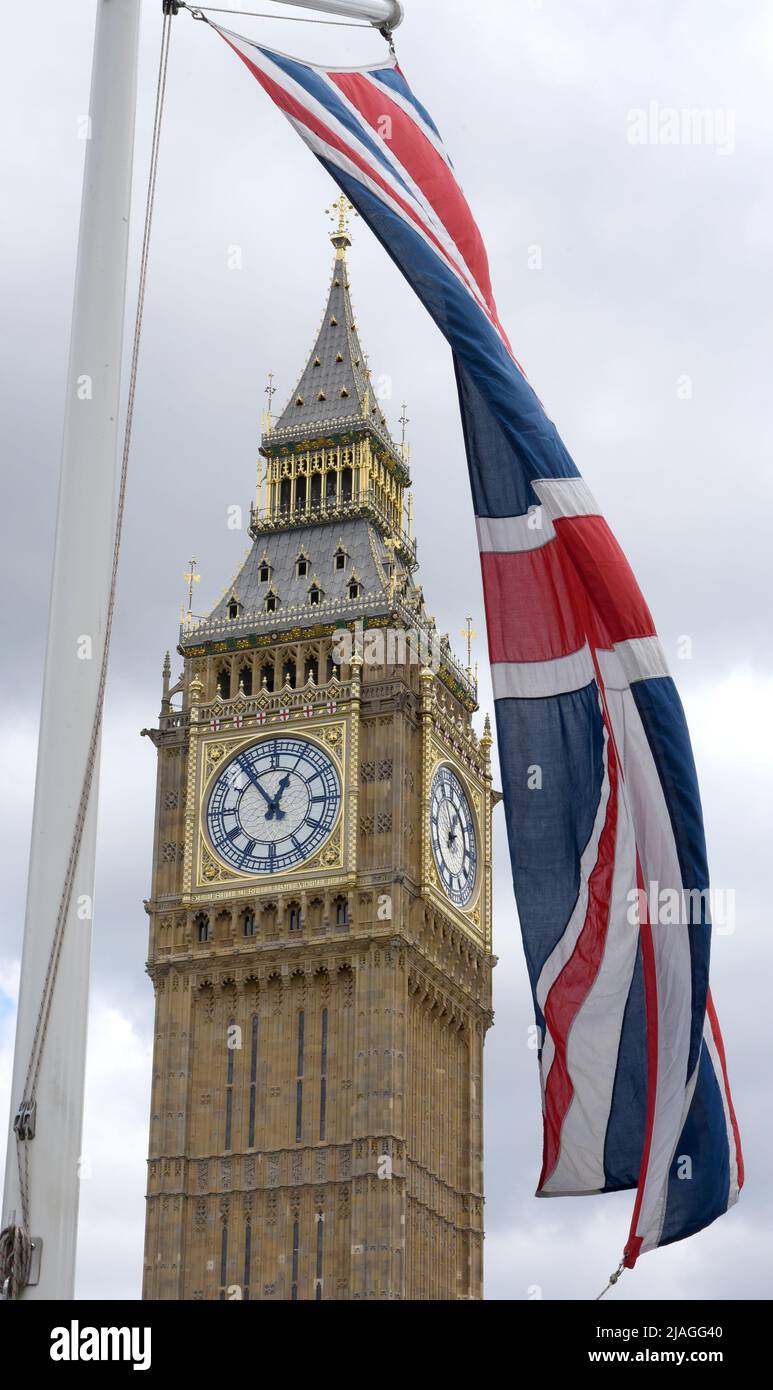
left=266, top=771, right=291, bottom=821
left=241, top=764, right=286, bottom=821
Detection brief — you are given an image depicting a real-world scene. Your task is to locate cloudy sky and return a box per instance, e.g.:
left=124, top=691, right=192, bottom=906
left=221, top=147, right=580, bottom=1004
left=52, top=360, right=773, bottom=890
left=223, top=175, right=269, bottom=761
left=1, top=0, right=772, bottom=1300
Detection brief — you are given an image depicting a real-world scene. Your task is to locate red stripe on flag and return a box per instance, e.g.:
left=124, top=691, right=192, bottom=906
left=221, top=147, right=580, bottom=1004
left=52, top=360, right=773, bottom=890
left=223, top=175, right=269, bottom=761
left=539, top=736, right=619, bottom=1188
left=555, top=515, right=657, bottom=646
left=221, top=36, right=497, bottom=333
left=623, top=852, right=659, bottom=1269
left=480, top=541, right=587, bottom=664
left=328, top=71, right=503, bottom=328
left=706, top=989, right=745, bottom=1190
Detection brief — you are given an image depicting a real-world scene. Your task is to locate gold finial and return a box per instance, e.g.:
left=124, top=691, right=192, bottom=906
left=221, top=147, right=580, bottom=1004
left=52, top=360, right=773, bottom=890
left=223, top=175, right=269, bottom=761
left=383, top=535, right=399, bottom=606
left=462, top=615, right=476, bottom=673
left=262, top=370, right=276, bottom=434
left=328, top=194, right=355, bottom=258
left=183, top=558, right=200, bottom=615
left=399, top=402, right=409, bottom=461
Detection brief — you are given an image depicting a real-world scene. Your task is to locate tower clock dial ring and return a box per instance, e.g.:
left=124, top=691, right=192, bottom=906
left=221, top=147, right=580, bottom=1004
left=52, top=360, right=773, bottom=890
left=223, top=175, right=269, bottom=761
left=429, top=764, right=478, bottom=908
left=206, top=735, right=341, bottom=876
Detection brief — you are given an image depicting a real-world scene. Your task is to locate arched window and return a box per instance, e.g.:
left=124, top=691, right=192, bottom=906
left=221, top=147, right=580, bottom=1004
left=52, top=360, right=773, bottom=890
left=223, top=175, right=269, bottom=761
left=348, top=580, right=360, bottom=601
left=295, top=476, right=307, bottom=512
left=308, top=585, right=321, bottom=607
left=334, top=897, right=348, bottom=928
left=325, top=469, right=337, bottom=506
left=305, top=656, right=318, bottom=684
left=227, top=598, right=240, bottom=620
left=239, top=664, right=253, bottom=696
left=296, top=554, right=309, bottom=578
left=282, top=659, right=297, bottom=689
left=334, top=548, right=347, bottom=572
left=340, top=466, right=353, bottom=503
left=216, top=667, right=231, bottom=698
left=195, top=912, right=210, bottom=943
left=310, top=473, right=321, bottom=510
left=260, top=662, right=274, bottom=693
left=288, top=902, right=302, bottom=932
left=259, top=561, right=270, bottom=583
left=280, top=478, right=291, bottom=514
left=242, top=908, right=256, bottom=937
left=265, top=591, right=278, bottom=614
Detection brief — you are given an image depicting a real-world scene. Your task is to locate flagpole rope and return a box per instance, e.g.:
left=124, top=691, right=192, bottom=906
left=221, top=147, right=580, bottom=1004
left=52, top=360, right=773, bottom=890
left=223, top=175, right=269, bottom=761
left=181, top=4, right=373, bottom=28
left=595, top=1259, right=625, bottom=1300
left=0, top=8, right=174, bottom=1302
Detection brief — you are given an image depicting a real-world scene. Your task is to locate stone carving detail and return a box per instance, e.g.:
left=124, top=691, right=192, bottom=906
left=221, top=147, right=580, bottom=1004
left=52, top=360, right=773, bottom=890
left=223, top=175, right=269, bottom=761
left=161, top=842, right=181, bottom=863
left=201, top=843, right=226, bottom=883
left=194, top=1199, right=207, bottom=1232
left=197, top=1162, right=209, bottom=1191
left=360, top=760, right=376, bottom=782
left=376, top=813, right=392, bottom=833
left=377, top=759, right=393, bottom=780
left=359, top=815, right=373, bottom=834
left=204, top=744, right=226, bottom=777
left=164, top=790, right=179, bottom=810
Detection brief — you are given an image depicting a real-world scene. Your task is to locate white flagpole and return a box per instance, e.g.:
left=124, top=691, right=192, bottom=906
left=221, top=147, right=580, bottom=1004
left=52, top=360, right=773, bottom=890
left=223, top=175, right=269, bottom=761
left=268, top=0, right=403, bottom=24
left=1, top=0, right=142, bottom=1300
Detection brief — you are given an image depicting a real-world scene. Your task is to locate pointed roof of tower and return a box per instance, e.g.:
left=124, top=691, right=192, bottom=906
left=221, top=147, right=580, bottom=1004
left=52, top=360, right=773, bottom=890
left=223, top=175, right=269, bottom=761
left=265, top=198, right=402, bottom=464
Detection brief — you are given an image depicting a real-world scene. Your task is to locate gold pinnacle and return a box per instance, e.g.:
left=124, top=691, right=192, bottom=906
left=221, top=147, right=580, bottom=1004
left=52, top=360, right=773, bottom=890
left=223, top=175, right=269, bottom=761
left=462, top=615, right=476, bottom=672
left=183, top=558, right=200, bottom=615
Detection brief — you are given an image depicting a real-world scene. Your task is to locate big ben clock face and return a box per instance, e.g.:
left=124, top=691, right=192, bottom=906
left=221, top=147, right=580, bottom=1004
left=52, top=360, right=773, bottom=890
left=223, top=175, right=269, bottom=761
left=206, top=736, right=341, bottom=876
left=430, top=765, right=478, bottom=908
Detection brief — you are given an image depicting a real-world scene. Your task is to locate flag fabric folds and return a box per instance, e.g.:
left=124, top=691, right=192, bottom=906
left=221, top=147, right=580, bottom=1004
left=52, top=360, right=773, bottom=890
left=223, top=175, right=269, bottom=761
left=212, top=21, right=742, bottom=1264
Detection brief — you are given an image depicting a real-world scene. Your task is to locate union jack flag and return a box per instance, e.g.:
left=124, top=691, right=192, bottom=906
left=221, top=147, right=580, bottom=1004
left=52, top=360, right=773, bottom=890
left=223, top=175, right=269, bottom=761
left=213, top=23, right=742, bottom=1264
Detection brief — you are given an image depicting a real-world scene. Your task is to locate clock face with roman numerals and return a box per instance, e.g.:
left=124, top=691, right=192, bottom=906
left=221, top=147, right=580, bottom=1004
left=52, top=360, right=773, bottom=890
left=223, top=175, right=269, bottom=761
left=429, top=764, right=478, bottom=908
left=206, top=736, right=341, bottom=876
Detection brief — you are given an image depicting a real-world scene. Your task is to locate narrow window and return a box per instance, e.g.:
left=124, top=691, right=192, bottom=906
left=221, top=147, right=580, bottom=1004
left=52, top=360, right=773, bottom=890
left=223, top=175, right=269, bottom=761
left=248, top=1013, right=259, bottom=1148
left=239, top=664, right=253, bottom=696
left=309, top=586, right=321, bottom=606
left=325, top=470, right=337, bottom=505
left=334, top=549, right=346, bottom=571
left=306, top=656, right=318, bottom=685
left=297, top=556, right=308, bottom=578
left=243, top=909, right=256, bottom=938
left=283, top=660, right=296, bottom=689
left=291, top=1218, right=300, bottom=1301
left=260, top=663, right=274, bottom=693
left=216, top=667, right=231, bottom=698
left=265, top=592, right=278, bottom=614
left=310, top=473, right=321, bottom=509
left=280, top=478, right=291, bottom=513
left=219, top=1222, right=228, bottom=1300
left=348, top=580, right=360, bottom=600
left=196, top=913, right=210, bottom=943
left=340, top=467, right=353, bottom=503
left=289, top=905, right=302, bottom=932
left=244, top=1219, right=252, bottom=1302
left=295, top=1010, right=305, bottom=1144
left=315, top=1214, right=324, bottom=1301
left=225, top=1019, right=235, bottom=1151
left=335, top=898, right=348, bottom=928
left=295, top=476, right=307, bottom=512
left=319, top=1007, right=328, bottom=1142
left=259, top=561, right=270, bottom=583
left=228, top=599, right=239, bottom=620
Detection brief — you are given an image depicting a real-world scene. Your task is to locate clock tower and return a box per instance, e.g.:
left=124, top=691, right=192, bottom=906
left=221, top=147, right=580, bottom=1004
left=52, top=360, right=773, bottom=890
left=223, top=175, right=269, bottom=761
left=141, top=206, right=495, bottom=1301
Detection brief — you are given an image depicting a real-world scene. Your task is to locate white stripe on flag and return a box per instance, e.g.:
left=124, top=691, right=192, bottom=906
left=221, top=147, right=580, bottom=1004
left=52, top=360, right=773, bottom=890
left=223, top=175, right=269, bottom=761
left=491, top=646, right=595, bottom=699
left=601, top=680, right=694, bottom=1253
left=540, top=777, right=640, bottom=1194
